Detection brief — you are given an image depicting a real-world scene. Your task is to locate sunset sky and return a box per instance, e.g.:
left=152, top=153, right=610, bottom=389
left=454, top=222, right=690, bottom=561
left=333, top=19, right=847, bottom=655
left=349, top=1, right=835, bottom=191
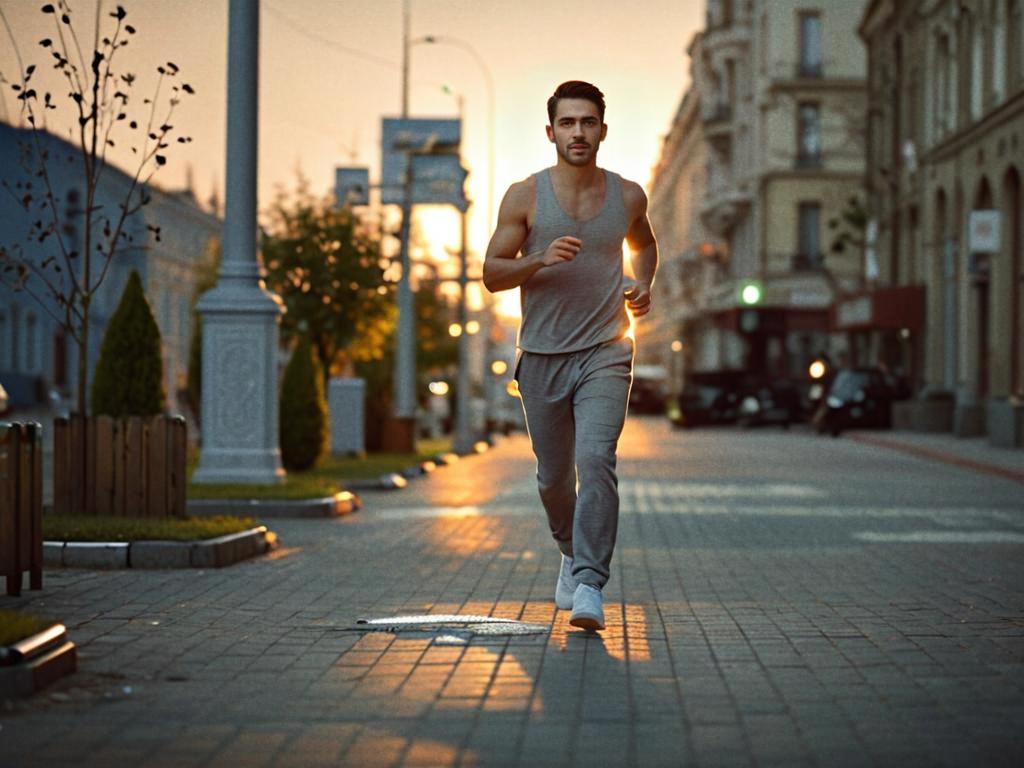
left=1, top=0, right=703, bottom=314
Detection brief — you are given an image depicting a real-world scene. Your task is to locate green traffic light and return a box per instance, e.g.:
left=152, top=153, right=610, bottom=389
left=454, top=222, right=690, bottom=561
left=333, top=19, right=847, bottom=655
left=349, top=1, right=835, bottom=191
left=740, top=282, right=762, bottom=305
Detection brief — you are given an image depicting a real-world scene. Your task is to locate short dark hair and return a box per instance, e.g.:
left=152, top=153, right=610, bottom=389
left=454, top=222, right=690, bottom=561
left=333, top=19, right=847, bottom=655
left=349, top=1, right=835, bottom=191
left=547, top=81, right=606, bottom=124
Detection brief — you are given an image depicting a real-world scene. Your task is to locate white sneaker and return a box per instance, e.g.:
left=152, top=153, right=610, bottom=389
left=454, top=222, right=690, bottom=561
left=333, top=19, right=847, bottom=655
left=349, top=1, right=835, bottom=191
left=555, top=554, right=576, bottom=610
left=569, top=584, right=605, bottom=631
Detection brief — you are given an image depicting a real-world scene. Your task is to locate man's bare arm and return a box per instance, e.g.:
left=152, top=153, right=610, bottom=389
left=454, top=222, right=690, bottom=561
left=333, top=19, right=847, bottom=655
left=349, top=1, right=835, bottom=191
left=622, top=180, right=659, bottom=317
left=483, top=181, right=581, bottom=293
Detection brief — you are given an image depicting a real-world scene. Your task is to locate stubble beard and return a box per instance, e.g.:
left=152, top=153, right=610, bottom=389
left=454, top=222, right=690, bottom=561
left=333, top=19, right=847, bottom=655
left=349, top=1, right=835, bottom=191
left=558, top=140, right=597, bottom=167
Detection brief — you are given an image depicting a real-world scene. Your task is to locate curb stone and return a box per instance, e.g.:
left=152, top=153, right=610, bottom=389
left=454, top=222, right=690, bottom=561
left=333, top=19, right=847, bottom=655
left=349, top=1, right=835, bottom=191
left=187, top=490, right=361, bottom=518
left=0, top=624, right=78, bottom=701
left=43, top=526, right=275, bottom=569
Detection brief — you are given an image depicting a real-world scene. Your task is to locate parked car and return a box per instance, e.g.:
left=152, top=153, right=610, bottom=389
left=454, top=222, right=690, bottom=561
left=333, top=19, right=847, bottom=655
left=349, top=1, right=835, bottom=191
left=736, top=377, right=802, bottom=429
left=629, top=365, right=669, bottom=415
left=811, top=367, right=900, bottom=436
left=671, top=383, right=740, bottom=428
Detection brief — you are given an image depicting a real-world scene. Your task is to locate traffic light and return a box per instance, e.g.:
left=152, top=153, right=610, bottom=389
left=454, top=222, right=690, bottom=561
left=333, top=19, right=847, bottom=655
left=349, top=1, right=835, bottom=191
left=739, top=280, right=763, bottom=306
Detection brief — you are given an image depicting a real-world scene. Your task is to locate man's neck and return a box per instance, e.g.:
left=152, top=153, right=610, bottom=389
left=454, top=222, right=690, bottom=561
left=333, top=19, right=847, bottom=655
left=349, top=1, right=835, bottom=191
left=551, top=159, right=602, bottom=189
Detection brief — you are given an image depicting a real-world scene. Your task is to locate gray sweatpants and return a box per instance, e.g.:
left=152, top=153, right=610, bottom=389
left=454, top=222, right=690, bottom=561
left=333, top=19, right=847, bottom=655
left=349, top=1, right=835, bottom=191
left=515, top=336, right=634, bottom=589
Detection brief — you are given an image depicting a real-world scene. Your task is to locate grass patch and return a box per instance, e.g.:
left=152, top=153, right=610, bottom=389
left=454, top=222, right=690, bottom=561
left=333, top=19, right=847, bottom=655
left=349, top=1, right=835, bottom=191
left=43, top=515, right=258, bottom=543
left=186, top=438, right=453, bottom=500
left=0, top=610, right=52, bottom=647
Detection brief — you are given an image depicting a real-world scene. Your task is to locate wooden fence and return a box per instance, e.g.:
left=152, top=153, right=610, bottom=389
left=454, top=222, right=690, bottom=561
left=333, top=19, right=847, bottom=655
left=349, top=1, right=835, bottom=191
left=53, top=415, right=187, bottom=518
left=0, top=422, right=44, bottom=597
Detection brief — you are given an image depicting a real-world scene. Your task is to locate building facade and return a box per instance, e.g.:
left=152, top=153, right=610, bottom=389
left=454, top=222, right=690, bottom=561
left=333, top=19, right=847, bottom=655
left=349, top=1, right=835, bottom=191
left=0, top=123, right=221, bottom=415
left=644, top=39, right=724, bottom=394
left=858, top=0, right=1024, bottom=447
left=647, top=0, right=869, bottom=387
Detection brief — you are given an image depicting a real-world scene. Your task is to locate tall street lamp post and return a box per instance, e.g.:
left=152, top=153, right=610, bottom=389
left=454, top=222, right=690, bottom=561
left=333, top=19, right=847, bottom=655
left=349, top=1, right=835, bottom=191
left=194, top=0, right=286, bottom=485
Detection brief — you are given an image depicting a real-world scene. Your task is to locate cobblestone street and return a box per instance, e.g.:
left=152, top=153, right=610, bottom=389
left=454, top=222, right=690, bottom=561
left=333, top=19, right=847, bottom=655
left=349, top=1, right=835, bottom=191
left=2, top=419, right=1023, bottom=767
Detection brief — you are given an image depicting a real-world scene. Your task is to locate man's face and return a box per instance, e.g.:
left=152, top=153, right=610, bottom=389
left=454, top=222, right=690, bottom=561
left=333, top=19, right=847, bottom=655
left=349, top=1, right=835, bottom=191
left=546, top=98, right=606, bottom=167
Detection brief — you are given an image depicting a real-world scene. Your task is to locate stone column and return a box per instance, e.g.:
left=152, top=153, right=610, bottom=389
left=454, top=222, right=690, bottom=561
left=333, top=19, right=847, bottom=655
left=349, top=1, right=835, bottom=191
left=193, top=0, right=286, bottom=484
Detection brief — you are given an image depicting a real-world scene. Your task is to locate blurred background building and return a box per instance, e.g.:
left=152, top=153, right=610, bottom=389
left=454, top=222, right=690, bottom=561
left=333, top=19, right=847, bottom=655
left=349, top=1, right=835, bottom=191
left=0, top=123, right=221, bottom=415
left=644, top=0, right=869, bottom=388
left=645, top=0, right=1023, bottom=449
left=859, top=0, right=1024, bottom=447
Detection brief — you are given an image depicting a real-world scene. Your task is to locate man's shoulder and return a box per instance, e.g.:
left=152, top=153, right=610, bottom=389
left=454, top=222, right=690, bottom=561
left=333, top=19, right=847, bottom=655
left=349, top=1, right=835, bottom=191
left=503, top=174, right=539, bottom=209
left=611, top=172, right=648, bottom=214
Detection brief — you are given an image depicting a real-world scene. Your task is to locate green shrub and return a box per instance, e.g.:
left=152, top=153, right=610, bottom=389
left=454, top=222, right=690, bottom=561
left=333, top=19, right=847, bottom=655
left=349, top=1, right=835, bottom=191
left=90, top=270, right=164, bottom=417
left=279, top=336, right=328, bottom=471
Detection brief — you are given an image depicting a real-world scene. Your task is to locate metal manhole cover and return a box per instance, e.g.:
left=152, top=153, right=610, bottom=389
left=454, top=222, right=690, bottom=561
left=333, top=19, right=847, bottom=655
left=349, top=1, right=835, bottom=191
left=353, top=614, right=549, bottom=645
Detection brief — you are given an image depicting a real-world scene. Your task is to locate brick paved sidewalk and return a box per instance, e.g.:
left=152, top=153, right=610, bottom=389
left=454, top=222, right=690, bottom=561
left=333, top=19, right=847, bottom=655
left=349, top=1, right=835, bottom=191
left=847, top=429, right=1024, bottom=485
left=2, top=422, right=1023, bottom=767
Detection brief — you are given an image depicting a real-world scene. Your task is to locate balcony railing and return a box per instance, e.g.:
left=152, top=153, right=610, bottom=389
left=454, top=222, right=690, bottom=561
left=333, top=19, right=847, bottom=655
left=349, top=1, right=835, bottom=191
left=795, top=152, right=823, bottom=169
left=791, top=252, right=826, bottom=272
left=797, top=61, right=823, bottom=79
left=702, top=102, right=732, bottom=124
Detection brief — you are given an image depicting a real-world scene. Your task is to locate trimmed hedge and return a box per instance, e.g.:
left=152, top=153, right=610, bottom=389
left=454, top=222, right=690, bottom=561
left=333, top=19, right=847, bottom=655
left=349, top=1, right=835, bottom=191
left=90, top=269, right=164, bottom=417
left=279, top=336, right=328, bottom=471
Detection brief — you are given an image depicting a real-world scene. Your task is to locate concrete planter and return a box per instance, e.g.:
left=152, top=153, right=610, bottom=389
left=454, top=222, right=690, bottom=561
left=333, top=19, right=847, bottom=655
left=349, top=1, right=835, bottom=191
left=0, top=623, right=77, bottom=700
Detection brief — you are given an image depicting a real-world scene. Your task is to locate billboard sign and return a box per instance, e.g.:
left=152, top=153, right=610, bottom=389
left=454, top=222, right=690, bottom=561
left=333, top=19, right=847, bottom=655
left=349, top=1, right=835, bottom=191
left=335, top=167, right=370, bottom=206
left=381, top=117, right=463, bottom=207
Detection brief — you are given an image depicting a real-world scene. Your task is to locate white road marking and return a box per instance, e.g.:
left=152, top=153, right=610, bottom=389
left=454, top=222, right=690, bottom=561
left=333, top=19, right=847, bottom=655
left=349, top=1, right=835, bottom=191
left=854, top=531, right=1024, bottom=544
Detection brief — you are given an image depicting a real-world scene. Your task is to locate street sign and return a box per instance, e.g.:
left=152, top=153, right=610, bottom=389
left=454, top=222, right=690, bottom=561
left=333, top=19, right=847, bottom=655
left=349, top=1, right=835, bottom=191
left=969, top=210, right=1000, bottom=253
left=381, top=118, right=463, bottom=206
left=409, top=154, right=469, bottom=212
left=335, top=167, right=369, bottom=206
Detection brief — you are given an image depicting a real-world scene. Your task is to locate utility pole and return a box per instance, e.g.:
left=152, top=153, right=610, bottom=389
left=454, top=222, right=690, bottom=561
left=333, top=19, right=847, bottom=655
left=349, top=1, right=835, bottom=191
left=454, top=198, right=474, bottom=454
left=387, top=0, right=417, bottom=451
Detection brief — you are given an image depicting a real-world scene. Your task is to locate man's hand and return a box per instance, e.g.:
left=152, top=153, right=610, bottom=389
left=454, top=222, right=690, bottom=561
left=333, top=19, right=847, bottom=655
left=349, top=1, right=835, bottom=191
left=624, top=282, right=652, bottom=317
left=541, top=236, right=582, bottom=266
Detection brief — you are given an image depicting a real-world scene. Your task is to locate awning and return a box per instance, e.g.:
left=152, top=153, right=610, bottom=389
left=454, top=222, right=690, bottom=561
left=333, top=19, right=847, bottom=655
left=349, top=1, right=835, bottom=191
left=831, top=285, right=926, bottom=332
left=710, top=307, right=830, bottom=334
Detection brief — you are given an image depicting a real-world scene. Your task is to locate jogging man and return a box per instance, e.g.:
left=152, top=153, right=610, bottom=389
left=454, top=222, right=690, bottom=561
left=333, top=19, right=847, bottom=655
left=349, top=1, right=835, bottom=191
left=482, top=80, right=659, bottom=630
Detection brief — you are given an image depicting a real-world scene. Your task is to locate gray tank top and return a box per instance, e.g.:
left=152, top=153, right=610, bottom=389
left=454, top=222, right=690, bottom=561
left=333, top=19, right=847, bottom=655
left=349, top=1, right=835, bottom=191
left=518, top=168, right=631, bottom=353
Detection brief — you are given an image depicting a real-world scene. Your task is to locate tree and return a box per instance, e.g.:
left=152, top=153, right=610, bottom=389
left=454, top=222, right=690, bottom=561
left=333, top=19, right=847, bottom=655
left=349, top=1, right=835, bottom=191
left=828, top=195, right=868, bottom=258
left=262, top=183, right=393, bottom=385
left=355, top=276, right=460, bottom=450
left=279, top=335, right=328, bottom=471
left=0, top=2, right=195, bottom=416
left=90, top=269, right=163, bottom=417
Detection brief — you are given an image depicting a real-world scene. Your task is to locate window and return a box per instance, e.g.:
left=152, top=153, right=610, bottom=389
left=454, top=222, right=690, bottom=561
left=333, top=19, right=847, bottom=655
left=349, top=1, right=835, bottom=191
left=994, top=0, right=1008, bottom=101
left=797, top=103, right=822, bottom=167
left=0, top=310, right=7, bottom=369
left=797, top=202, right=822, bottom=269
left=799, top=12, right=823, bottom=78
left=25, top=313, right=37, bottom=372
left=10, top=304, right=20, bottom=372
left=971, top=14, right=984, bottom=119
left=1003, top=0, right=1019, bottom=86
left=934, top=33, right=952, bottom=137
